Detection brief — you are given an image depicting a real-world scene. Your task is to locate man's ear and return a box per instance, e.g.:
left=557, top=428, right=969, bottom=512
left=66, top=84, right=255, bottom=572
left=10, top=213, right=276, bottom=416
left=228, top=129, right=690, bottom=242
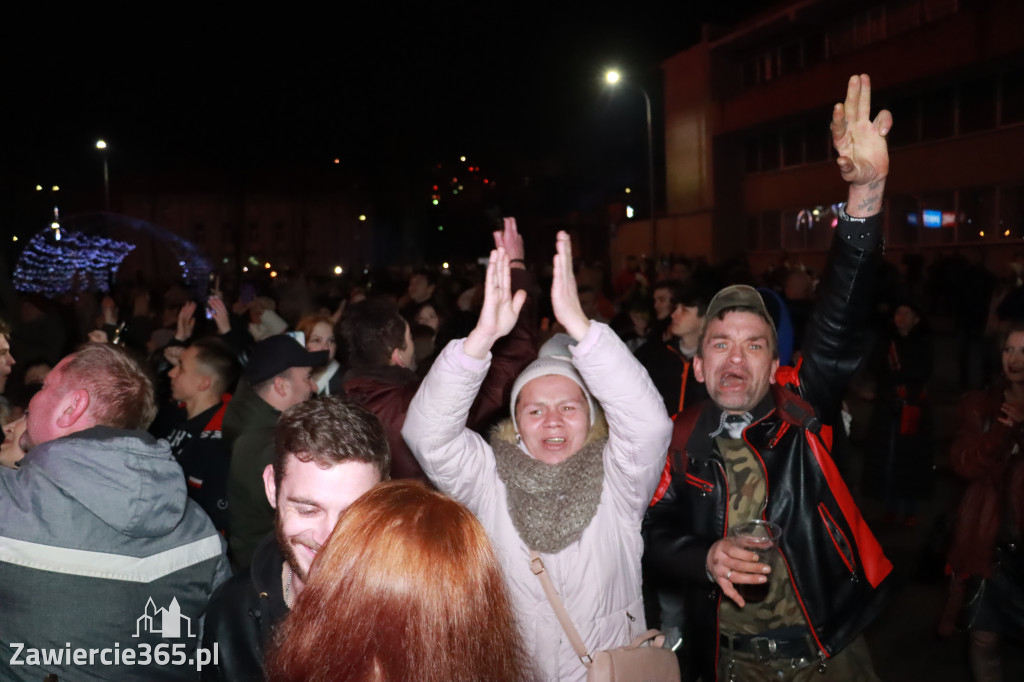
left=389, top=347, right=404, bottom=368
left=769, top=358, right=780, bottom=385
left=263, top=464, right=278, bottom=509
left=55, top=389, right=91, bottom=429
left=693, top=356, right=706, bottom=384
left=273, top=374, right=288, bottom=397
left=197, top=373, right=213, bottom=394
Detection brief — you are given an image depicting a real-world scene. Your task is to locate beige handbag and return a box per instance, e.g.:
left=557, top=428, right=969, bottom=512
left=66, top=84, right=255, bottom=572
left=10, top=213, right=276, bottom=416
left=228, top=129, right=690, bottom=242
left=529, top=550, right=681, bottom=682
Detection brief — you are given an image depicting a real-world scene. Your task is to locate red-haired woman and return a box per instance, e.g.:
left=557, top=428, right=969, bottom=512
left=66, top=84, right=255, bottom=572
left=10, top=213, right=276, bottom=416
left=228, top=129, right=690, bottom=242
left=295, top=313, right=342, bottom=396
left=265, top=480, right=536, bottom=682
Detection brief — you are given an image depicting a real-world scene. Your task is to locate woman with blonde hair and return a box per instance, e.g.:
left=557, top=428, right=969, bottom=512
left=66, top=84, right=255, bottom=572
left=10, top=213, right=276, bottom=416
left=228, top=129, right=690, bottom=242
left=266, top=480, right=536, bottom=682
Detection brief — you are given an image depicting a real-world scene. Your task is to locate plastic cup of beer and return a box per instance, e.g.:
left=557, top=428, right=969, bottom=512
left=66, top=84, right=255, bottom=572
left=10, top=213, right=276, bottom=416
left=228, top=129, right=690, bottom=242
left=729, top=519, right=782, bottom=603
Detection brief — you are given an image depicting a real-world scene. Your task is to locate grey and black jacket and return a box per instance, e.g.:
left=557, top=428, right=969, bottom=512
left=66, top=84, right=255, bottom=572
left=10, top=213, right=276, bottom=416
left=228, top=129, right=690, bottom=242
left=0, top=426, right=230, bottom=681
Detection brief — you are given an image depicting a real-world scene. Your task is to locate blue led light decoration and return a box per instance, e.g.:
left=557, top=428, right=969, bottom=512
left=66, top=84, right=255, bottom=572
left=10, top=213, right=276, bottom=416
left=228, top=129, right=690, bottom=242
left=12, top=212, right=212, bottom=298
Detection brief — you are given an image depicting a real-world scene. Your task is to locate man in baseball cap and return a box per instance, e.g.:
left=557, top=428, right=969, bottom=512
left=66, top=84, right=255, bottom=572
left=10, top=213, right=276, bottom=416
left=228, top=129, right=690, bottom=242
left=223, top=334, right=327, bottom=570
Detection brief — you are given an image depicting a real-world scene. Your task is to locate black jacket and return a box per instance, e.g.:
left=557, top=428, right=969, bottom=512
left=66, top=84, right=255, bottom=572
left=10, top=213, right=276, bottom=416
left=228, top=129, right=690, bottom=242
left=644, top=212, right=893, bottom=681
left=201, top=533, right=288, bottom=681
left=635, top=336, right=708, bottom=419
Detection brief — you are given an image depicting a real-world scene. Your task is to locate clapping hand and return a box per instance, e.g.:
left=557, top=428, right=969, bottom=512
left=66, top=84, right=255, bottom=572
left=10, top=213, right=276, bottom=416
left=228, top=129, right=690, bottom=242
left=551, top=231, right=590, bottom=341
left=493, top=217, right=525, bottom=269
left=463, top=247, right=527, bottom=359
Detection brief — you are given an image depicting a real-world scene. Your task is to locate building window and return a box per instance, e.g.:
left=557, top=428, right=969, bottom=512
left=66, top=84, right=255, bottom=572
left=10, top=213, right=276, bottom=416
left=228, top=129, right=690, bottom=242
left=761, top=211, right=781, bottom=251
left=1002, top=67, right=1024, bottom=125
left=747, top=215, right=761, bottom=251
left=760, top=133, right=780, bottom=171
left=920, top=86, right=955, bottom=141
left=960, top=186, right=996, bottom=241
left=920, top=191, right=957, bottom=245
left=959, top=77, right=997, bottom=134
left=744, top=138, right=761, bottom=173
left=999, top=185, right=1024, bottom=240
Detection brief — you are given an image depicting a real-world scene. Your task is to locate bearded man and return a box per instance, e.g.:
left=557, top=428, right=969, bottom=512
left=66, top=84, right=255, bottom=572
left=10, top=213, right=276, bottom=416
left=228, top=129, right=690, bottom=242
left=201, top=397, right=389, bottom=681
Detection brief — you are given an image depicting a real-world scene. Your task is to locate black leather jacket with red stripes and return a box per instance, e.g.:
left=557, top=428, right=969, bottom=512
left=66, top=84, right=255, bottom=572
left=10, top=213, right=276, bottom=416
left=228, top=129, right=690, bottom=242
left=644, top=212, right=893, bottom=681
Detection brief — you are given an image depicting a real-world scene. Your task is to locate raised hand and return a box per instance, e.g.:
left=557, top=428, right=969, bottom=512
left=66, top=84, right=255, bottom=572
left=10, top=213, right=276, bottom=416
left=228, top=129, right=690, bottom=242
left=331, top=299, right=347, bottom=324
left=493, top=217, right=525, bottom=269
left=463, top=247, right=527, bottom=359
left=163, top=344, right=185, bottom=368
left=208, top=296, right=232, bottom=335
left=176, top=301, right=197, bottom=341
left=832, top=74, right=892, bottom=216
left=101, top=296, right=118, bottom=326
left=551, top=231, right=590, bottom=341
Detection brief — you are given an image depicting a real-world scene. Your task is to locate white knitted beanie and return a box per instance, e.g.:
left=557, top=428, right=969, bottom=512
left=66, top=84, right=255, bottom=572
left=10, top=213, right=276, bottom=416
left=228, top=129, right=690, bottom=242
left=510, top=334, right=595, bottom=431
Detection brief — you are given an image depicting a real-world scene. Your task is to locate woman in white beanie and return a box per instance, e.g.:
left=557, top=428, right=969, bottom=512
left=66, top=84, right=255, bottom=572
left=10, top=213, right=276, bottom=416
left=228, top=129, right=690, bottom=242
left=403, top=231, right=673, bottom=681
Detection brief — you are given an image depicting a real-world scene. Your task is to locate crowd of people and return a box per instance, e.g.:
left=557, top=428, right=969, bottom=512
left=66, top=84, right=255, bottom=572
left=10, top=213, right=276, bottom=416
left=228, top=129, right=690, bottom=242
left=0, top=73, right=1019, bottom=682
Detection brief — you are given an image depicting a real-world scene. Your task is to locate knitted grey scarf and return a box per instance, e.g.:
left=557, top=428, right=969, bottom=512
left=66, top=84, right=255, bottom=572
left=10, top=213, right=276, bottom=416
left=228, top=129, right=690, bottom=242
left=491, top=435, right=607, bottom=553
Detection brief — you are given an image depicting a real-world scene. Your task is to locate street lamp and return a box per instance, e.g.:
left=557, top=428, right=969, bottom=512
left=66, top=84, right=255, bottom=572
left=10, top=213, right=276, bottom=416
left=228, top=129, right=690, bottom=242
left=604, top=69, right=657, bottom=255
left=96, top=139, right=110, bottom=211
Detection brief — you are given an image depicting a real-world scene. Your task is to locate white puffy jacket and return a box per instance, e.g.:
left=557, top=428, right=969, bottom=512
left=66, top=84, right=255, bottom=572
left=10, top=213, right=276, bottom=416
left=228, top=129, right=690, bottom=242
left=403, top=322, right=672, bottom=681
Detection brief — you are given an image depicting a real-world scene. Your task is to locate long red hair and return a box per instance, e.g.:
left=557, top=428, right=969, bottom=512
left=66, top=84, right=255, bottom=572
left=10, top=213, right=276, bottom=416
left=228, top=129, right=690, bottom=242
left=266, top=480, right=536, bottom=682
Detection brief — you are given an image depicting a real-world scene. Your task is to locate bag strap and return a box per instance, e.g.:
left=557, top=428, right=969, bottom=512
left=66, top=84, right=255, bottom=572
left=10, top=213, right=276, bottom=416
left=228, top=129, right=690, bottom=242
left=528, top=550, right=593, bottom=667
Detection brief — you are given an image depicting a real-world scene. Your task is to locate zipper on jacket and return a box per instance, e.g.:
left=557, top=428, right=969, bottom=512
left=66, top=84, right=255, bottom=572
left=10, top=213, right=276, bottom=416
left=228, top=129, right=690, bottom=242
left=739, top=414, right=831, bottom=662
left=713, top=457, right=728, bottom=681
left=685, top=471, right=714, bottom=493
left=818, top=503, right=856, bottom=574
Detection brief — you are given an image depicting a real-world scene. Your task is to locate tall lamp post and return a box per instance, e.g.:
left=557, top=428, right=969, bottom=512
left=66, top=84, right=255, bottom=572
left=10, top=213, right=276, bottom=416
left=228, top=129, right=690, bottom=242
left=604, top=69, right=657, bottom=256
left=96, top=139, right=110, bottom=212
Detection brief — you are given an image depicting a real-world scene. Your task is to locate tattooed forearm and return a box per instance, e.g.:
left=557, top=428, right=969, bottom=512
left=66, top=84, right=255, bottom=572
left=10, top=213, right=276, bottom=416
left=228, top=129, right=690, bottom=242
left=857, top=193, right=882, bottom=212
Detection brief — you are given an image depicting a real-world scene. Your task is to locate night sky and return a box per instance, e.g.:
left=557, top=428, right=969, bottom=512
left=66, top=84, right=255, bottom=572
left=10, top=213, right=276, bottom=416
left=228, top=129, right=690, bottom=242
left=4, top=3, right=764, bottom=247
